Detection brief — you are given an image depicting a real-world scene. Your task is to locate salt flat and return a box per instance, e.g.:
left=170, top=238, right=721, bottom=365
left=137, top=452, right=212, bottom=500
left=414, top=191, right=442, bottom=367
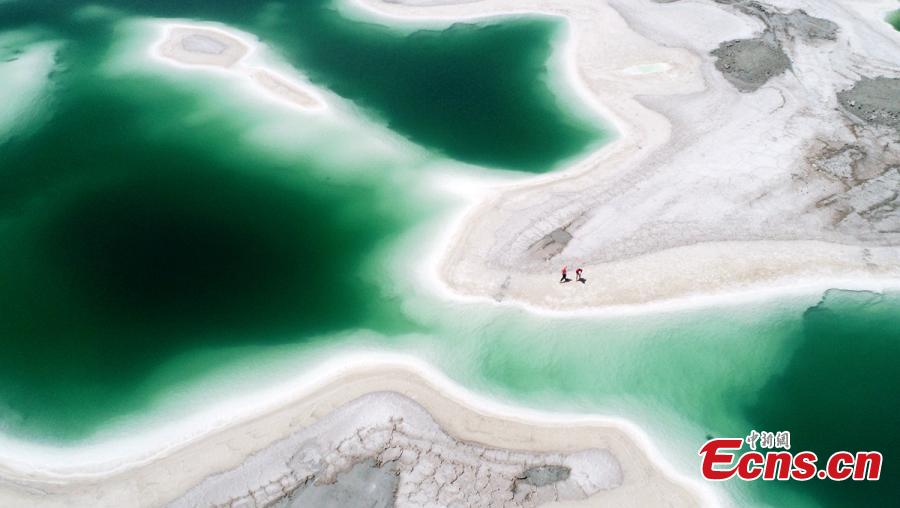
left=378, top=0, right=900, bottom=310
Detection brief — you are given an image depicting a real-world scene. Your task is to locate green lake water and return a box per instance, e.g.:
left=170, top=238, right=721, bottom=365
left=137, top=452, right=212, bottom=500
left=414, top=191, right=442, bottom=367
left=0, top=1, right=897, bottom=507
left=888, top=9, right=900, bottom=31
left=0, top=0, right=602, bottom=172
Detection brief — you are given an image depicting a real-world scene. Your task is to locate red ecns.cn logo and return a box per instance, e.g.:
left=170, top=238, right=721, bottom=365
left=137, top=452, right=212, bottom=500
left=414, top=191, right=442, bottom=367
left=698, top=431, right=882, bottom=482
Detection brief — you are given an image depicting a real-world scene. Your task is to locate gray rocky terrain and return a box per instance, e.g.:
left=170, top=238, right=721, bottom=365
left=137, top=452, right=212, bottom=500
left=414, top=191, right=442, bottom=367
left=170, top=393, right=623, bottom=508
left=710, top=0, right=838, bottom=92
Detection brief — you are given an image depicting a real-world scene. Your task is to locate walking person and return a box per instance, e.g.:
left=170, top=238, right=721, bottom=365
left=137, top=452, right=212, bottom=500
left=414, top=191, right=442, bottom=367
left=560, top=265, right=569, bottom=283
left=576, top=267, right=584, bottom=283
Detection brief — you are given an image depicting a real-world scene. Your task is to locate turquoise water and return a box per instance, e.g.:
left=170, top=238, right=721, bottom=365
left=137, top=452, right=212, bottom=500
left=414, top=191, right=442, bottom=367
left=424, top=290, right=900, bottom=507
left=0, top=1, right=898, bottom=507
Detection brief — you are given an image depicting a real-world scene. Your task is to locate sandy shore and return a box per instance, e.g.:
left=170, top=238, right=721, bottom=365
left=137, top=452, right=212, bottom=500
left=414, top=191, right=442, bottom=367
left=0, top=356, right=714, bottom=507
left=347, top=0, right=900, bottom=311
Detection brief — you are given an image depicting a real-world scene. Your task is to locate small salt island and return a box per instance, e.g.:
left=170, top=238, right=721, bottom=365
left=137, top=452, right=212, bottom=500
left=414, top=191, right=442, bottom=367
left=156, top=23, right=324, bottom=110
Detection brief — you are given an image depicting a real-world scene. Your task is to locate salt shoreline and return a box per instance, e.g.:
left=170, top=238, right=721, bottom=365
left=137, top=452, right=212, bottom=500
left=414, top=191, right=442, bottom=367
left=352, top=0, right=900, bottom=312
left=136, top=2, right=900, bottom=318
left=0, top=354, right=718, bottom=507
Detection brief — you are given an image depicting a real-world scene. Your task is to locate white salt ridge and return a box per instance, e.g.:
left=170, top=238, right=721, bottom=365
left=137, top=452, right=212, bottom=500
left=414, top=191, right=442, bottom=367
left=0, top=353, right=717, bottom=507
left=0, top=33, right=58, bottom=142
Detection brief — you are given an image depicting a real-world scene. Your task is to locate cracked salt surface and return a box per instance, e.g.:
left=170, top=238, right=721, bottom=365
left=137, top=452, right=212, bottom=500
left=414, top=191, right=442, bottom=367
left=170, top=393, right=622, bottom=508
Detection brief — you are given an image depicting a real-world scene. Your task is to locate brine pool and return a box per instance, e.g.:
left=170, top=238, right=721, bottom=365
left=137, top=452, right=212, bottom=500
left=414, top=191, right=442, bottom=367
left=0, top=1, right=897, bottom=506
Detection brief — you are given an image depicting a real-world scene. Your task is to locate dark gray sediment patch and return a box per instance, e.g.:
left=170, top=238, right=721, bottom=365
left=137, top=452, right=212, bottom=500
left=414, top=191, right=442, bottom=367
left=529, top=226, right=573, bottom=261
left=526, top=212, right=588, bottom=263
left=709, top=1, right=839, bottom=92
left=714, top=1, right=839, bottom=42
left=711, top=34, right=791, bottom=92
left=775, top=9, right=839, bottom=42
left=837, top=77, right=900, bottom=131
left=516, top=465, right=571, bottom=488
left=272, top=459, right=398, bottom=508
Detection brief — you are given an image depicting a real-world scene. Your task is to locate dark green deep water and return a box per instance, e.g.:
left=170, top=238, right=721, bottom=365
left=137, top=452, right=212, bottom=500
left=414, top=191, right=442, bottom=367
left=0, top=2, right=898, bottom=507
left=0, top=78, right=408, bottom=437
left=744, top=291, right=900, bottom=506
left=0, top=0, right=598, bottom=437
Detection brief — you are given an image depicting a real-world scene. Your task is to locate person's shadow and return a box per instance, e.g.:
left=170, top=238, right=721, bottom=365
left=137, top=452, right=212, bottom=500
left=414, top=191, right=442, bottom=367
left=577, top=277, right=587, bottom=284
left=559, top=277, right=571, bottom=283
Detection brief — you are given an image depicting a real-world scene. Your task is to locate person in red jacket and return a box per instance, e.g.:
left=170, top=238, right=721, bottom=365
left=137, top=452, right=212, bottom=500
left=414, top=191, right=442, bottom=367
left=560, top=265, right=568, bottom=283
left=576, top=267, right=584, bottom=283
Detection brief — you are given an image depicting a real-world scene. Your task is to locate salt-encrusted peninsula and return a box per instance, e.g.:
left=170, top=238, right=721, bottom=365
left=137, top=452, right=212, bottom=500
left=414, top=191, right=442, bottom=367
left=383, top=0, right=900, bottom=311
